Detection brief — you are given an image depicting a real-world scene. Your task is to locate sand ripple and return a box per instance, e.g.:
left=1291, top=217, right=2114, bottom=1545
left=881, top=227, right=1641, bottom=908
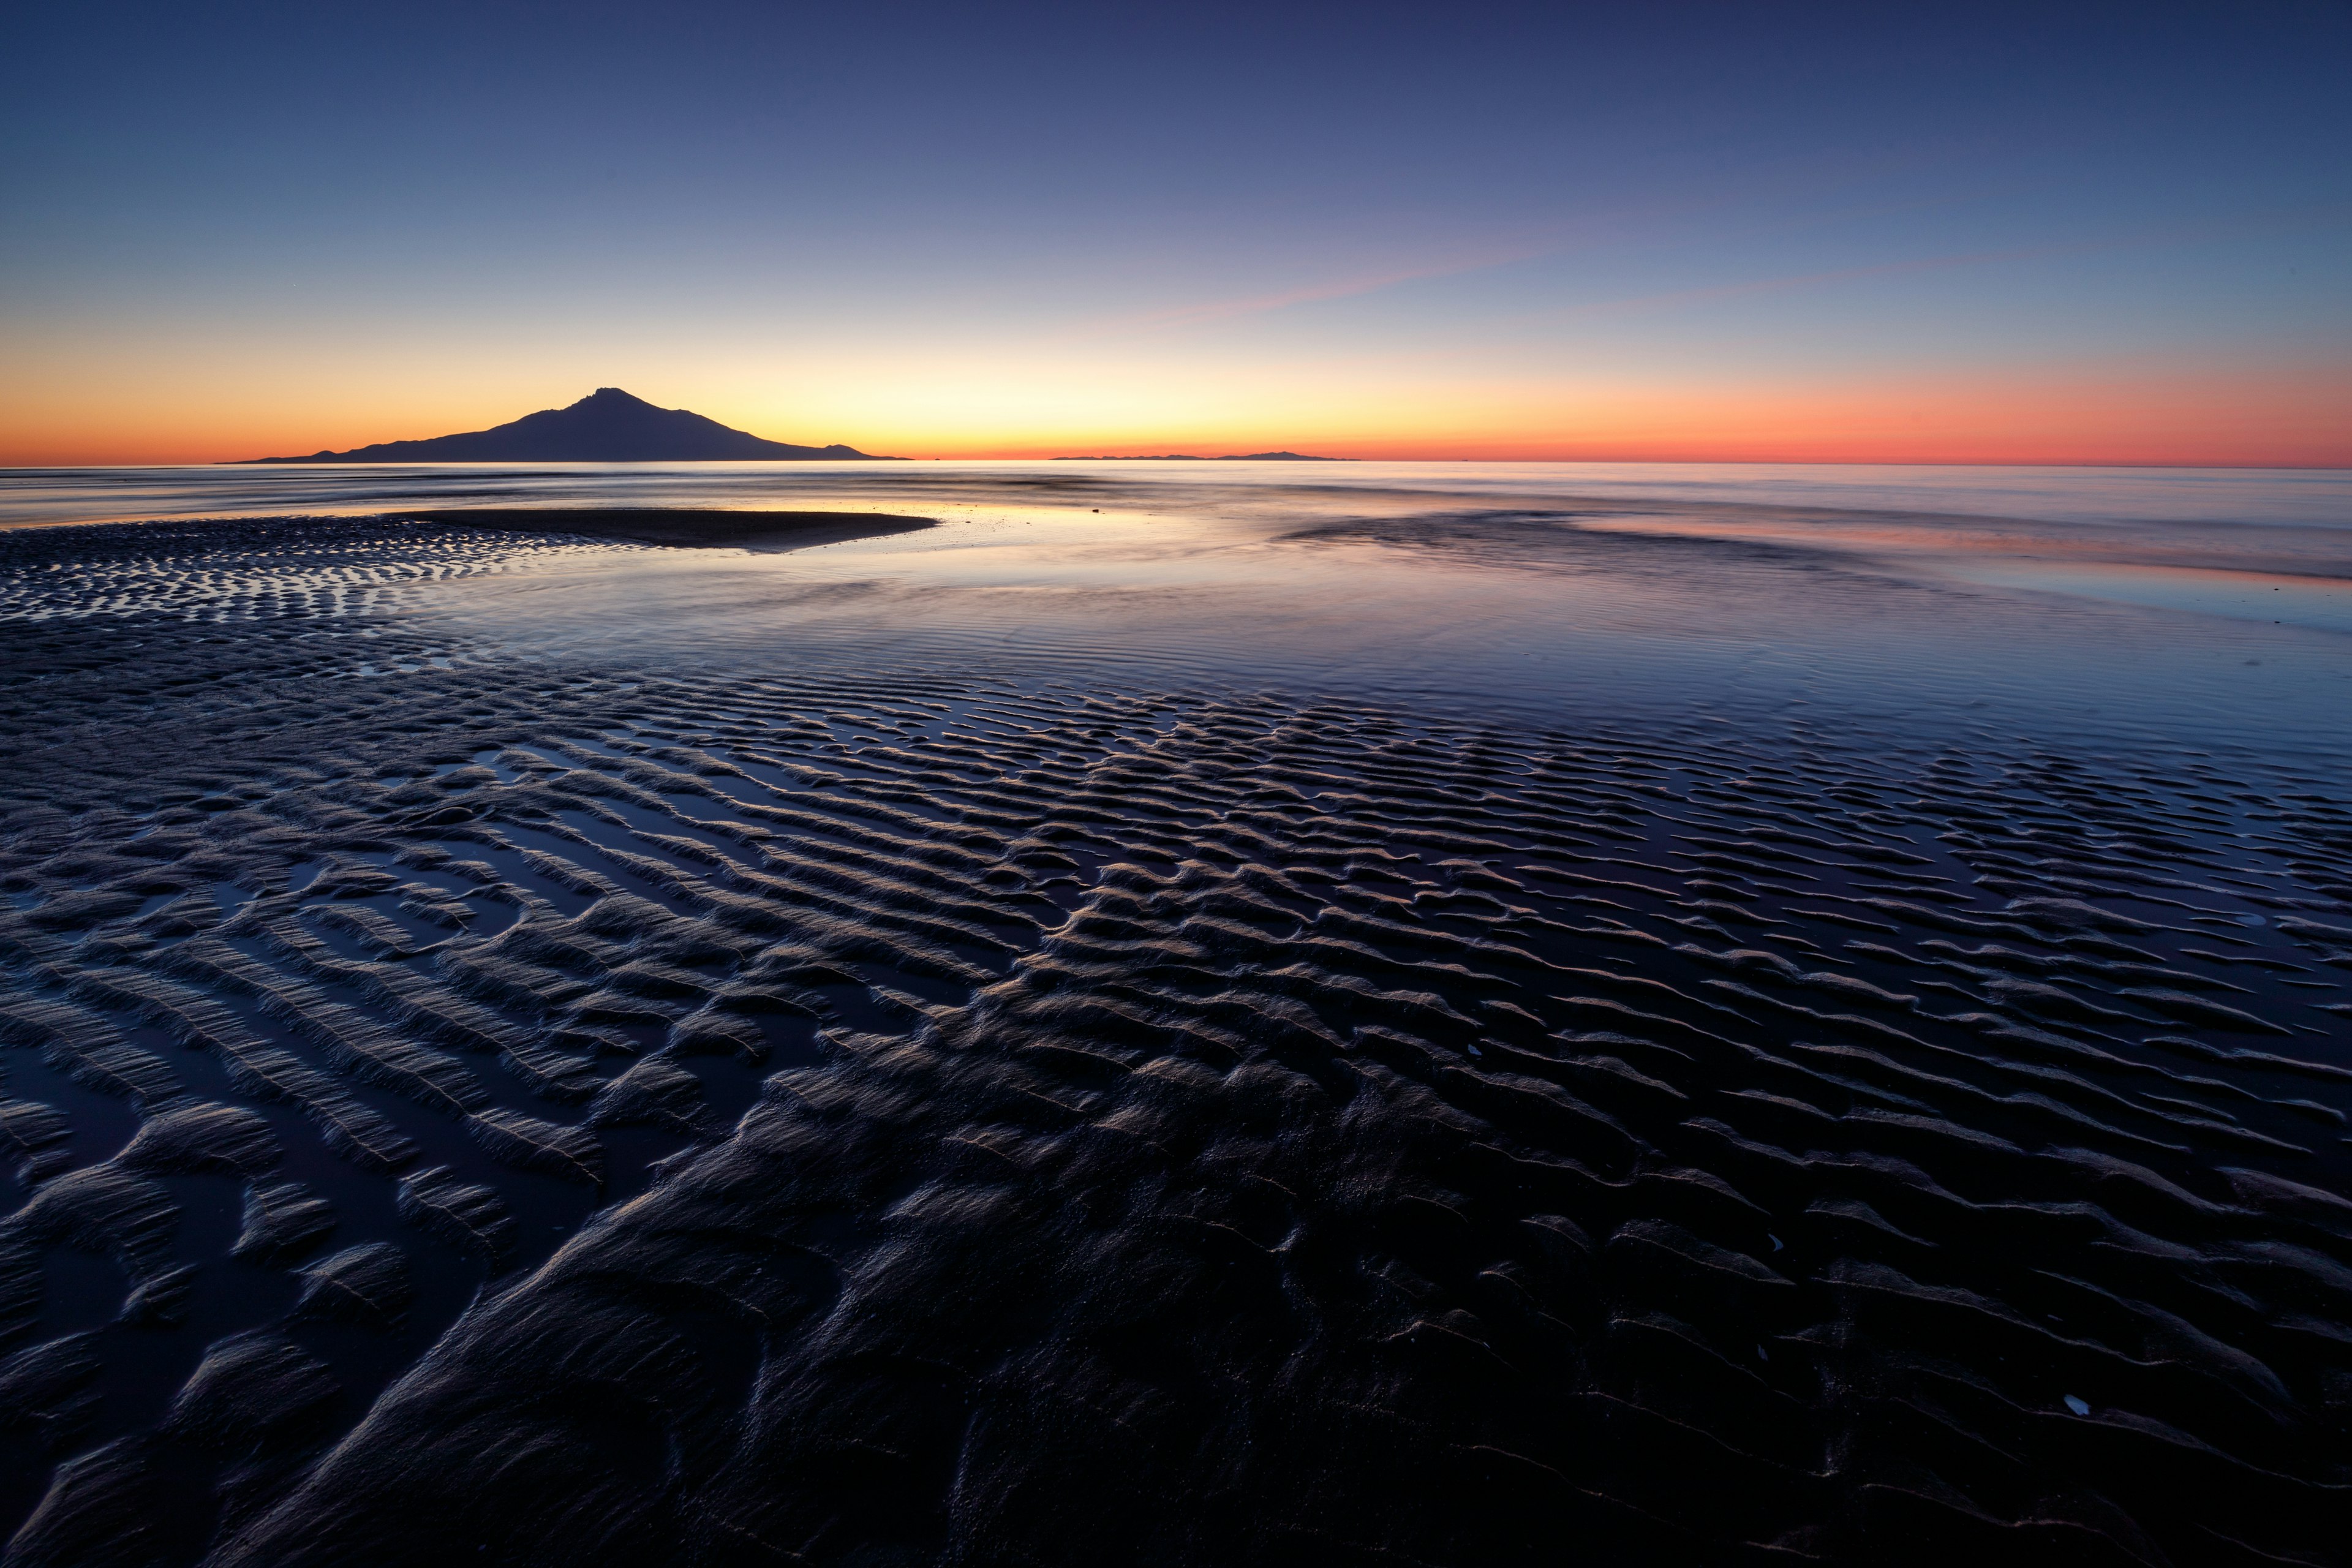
left=0, top=522, right=2347, bottom=1566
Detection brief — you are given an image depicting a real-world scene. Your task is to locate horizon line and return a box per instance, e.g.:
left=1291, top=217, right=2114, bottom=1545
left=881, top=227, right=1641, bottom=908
left=4, top=456, right=2348, bottom=473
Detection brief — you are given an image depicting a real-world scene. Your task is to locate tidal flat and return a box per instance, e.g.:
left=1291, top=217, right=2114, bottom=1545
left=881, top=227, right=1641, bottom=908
left=1, top=462, right=2348, bottom=1566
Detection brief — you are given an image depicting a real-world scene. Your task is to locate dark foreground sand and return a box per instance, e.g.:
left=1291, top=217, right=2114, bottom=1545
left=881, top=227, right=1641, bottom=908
left=0, top=518, right=2347, bottom=1566
left=393, top=508, right=938, bottom=551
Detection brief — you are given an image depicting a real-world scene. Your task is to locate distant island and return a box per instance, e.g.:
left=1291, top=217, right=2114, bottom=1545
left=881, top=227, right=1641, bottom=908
left=236, top=387, right=897, bottom=463
left=1054, top=451, right=1346, bottom=461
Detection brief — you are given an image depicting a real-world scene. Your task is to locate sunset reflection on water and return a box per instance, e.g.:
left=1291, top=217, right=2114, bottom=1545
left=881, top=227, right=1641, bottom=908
left=7, top=459, right=2347, bottom=756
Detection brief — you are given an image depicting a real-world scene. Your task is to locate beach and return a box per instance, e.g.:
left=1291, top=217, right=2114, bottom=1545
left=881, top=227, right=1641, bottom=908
left=1, top=465, right=2348, bottom=1564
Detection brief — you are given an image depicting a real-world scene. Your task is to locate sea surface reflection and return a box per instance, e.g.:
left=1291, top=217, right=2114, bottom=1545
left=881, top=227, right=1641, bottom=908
left=6, top=458, right=2348, bottom=757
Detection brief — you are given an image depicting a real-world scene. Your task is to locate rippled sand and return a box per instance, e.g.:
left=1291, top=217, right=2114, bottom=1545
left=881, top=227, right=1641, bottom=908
left=1, top=511, right=2348, bottom=1566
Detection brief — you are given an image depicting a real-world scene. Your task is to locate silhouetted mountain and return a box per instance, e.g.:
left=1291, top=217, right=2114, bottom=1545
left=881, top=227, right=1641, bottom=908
left=237, top=388, right=895, bottom=462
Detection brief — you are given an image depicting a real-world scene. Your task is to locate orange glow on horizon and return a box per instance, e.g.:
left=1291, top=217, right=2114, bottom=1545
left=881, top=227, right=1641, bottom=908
left=2, top=361, right=2345, bottom=471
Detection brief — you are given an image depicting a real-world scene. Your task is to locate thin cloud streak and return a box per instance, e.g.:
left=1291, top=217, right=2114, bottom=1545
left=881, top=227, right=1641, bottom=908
left=1090, top=243, right=1556, bottom=335
left=1050, top=139, right=2067, bottom=347
left=1557, top=202, right=2351, bottom=326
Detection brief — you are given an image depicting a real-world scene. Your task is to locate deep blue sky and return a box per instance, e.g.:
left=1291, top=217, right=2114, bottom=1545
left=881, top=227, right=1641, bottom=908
left=4, top=1, right=2346, bottom=461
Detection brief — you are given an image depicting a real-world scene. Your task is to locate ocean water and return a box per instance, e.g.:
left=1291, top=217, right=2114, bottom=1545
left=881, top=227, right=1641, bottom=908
left=6, top=459, right=2344, bottom=754
left=5, top=458, right=2350, bottom=532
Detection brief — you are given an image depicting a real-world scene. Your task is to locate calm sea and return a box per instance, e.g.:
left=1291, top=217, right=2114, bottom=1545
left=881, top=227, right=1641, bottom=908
left=2, top=458, right=2348, bottom=532
left=6, top=459, right=2347, bottom=755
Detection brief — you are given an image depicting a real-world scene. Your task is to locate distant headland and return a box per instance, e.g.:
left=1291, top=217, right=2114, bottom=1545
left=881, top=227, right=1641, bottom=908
left=1054, top=451, right=1346, bottom=461
left=234, top=388, right=896, bottom=463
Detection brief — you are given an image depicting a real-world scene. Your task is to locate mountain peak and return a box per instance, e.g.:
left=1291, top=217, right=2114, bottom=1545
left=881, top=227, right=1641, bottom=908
left=238, top=389, right=894, bottom=464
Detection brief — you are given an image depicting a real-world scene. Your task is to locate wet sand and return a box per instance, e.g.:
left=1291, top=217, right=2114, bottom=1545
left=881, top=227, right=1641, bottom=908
left=0, top=508, right=2347, bottom=1566
left=393, top=509, right=938, bottom=551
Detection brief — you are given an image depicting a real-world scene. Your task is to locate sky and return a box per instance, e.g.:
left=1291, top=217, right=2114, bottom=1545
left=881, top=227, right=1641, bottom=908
left=2, top=1, right=2347, bottom=466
